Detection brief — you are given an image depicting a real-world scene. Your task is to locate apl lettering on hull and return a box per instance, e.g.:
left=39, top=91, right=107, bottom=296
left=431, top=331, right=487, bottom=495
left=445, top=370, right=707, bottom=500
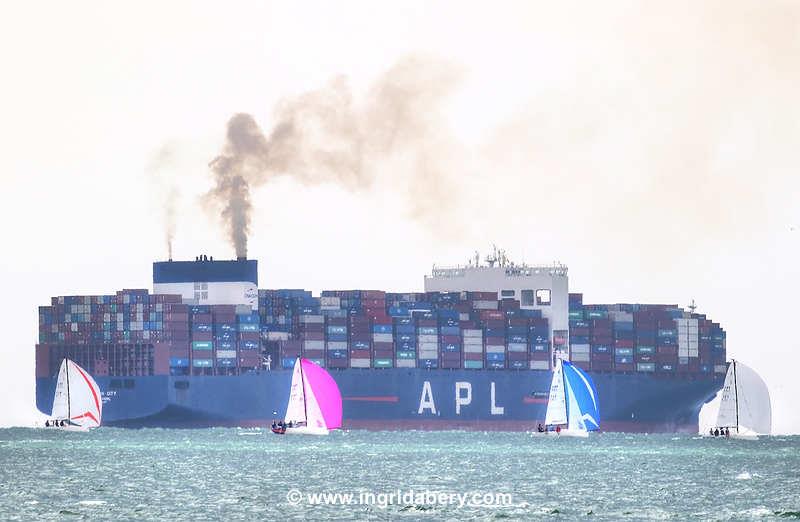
left=417, top=381, right=506, bottom=416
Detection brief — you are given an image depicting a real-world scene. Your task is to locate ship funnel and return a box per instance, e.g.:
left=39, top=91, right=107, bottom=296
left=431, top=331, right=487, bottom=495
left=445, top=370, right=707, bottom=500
left=237, top=256, right=247, bottom=261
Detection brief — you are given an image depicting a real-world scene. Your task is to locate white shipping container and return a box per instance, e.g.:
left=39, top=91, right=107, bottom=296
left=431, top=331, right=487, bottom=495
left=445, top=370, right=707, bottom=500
left=472, top=300, right=498, bottom=310
left=571, top=344, right=591, bottom=354
left=396, top=359, right=416, bottom=368
left=299, top=315, right=324, bottom=324
left=485, top=345, right=505, bottom=353
left=571, top=352, right=590, bottom=362
left=320, top=305, right=341, bottom=311
left=463, top=338, right=483, bottom=346
left=530, top=360, right=550, bottom=370
left=235, top=304, right=251, bottom=315
left=418, top=350, right=439, bottom=359
left=714, top=365, right=727, bottom=374
left=463, top=329, right=483, bottom=338
left=267, top=332, right=290, bottom=341
left=373, top=333, right=393, bottom=343
left=320, top=296, right=340, bottom=307
left=303, top=340, right=325, bottom=351
left=459, top=313, right=471, bottom=321
left=350, top=358, right=371, bottom=368
left=326, top=341, right=347, bottom=350
left=216, top=350, right=237, bottom=359
left=507, top=343, right=527, bottom=352
left=464, top=344, right=484, bottom=354
left=418, top=335, right=439, bottom=344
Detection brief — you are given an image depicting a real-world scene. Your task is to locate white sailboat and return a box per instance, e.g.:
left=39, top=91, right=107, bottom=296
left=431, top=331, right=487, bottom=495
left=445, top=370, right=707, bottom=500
left=534, top=359, right=600, bottom=438
left=272, top=357, right=342, bottom=436
left=711, top=360, right=771, bottom=440
left=48, top=359, right=103, bottom=431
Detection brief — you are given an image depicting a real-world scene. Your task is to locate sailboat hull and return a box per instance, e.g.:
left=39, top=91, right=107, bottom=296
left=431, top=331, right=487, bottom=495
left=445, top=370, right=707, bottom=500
left=282, top=426, right=329, bottom=436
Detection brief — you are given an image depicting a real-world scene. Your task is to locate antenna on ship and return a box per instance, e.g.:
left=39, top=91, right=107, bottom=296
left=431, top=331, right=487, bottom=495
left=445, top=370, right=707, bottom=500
left=486, top=245, right=498, bottom=267
left=688, top=299, right=697, bottom=313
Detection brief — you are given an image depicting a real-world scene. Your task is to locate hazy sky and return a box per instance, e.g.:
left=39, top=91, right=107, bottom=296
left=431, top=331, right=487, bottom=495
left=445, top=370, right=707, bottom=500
left=1, top=1, right=798, bottom=432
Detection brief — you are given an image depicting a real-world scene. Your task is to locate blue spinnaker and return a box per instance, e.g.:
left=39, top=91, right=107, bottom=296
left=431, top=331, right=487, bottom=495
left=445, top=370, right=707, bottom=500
left=562, top=360, right=601, bottom=431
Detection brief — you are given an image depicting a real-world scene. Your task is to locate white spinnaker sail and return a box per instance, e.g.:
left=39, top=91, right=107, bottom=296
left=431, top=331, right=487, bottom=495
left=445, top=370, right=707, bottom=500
left=715, top=361, right=772, bottom=435
left=544, top=360, right=567, bottom=426
left=733, top=361, right=771, bottom=434
left=67, top=360, right=102, bottom=427
left=51, top=360, right=69, bottom=420
left=302, top=368, right=327, bottom=430
left=285, top=358, right=307, bottom=424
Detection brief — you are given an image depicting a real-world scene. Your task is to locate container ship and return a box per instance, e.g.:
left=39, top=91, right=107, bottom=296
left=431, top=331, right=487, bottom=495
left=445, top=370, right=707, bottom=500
left=35, top=253, right=726, bottom=432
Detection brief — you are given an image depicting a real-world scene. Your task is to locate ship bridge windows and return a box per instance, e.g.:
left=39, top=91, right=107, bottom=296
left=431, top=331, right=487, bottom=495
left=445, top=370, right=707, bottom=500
left=521, top=290, right=534, bottom=306
left=536, top=289, right=552, bottom=306
left=501, top=290, right=515, bottom=298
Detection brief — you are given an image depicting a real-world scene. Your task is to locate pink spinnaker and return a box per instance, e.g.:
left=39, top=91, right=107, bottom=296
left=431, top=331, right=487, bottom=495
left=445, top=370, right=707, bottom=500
left=300, top=359, right=343, bottom=429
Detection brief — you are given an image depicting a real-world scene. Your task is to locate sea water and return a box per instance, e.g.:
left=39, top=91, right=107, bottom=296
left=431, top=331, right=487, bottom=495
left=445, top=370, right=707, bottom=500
left=0, top=429, right=798, bottom=520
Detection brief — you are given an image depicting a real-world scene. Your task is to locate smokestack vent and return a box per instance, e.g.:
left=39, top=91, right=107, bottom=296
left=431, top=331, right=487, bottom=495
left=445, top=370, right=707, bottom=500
left=237, top=256, right=247, bottom=261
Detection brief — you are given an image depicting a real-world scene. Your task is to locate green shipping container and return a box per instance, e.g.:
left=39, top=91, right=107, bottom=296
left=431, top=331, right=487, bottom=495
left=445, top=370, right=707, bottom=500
left=635, top=345, right=655, bottom=354
left=568, top=310, right=584, bottom=320
left=636, top=362, right=655, bottom=372
left=464, top=360, right=484, bottom=369
left=192, top=341, right=213, bottom=350
left=396, top=351, right=416, bottom=360
left=373, top=358, right=393, bottom=368
left=193, top=358, right=213, bottom=368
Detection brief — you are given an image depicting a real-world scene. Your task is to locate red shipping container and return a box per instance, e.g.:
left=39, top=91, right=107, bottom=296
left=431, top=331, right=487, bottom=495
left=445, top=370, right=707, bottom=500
left=591, top=353, right=612, bottom=362
left=614, top=339, right=634, bottom=348
left=480, top=310, right=504, bottom=321
left=326, top=358, right=348, bottom=368
left=440, top=335, right=461, bottom=344
left=484, top=336, right=505, bottom=346
left=303, top=349, right=325, bottom=358
left=530, top=352, right=550, bottom=361
left=350, top=349, right=371, bottom=359
left=464, top=352, right=483, bottom=361
left=192, top=332, right=213, bottom=342
left=483, top=319, right=506, bottom=329
left=508, top=351, right=528, bottom=361
left=657, top=346, right=677, bottom=356
left=530, top=318, right=549, bottom=328
left=441, top=352, right=461, bottom=362
left=570, top=328, right=590, bottom=336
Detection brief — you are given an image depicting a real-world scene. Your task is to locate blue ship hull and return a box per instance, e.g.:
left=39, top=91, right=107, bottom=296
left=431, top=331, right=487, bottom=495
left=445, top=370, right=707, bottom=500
left=36, top=370, right=723, bottom=432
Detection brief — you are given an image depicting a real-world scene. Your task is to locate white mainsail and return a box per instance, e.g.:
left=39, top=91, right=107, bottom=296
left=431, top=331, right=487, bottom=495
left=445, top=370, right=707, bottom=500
left=544, top=360, right=567, bottom=426
left=51, top=359, right=102, bottom=428
left=285, top=358, right=307, bottom=424
left=51, top=360, right=70, bottom=420
left=716, top=360, right=771, bottom=435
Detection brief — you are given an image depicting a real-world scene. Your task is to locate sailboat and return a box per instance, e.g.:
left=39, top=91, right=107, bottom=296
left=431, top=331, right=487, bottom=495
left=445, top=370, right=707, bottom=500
left=48, top=358, right=103, bottom=431
left=535, top=359, right=600, bottom=437
left=711, top=360, right=771, bottom=440
left=272, top=357, right=342, bottom=436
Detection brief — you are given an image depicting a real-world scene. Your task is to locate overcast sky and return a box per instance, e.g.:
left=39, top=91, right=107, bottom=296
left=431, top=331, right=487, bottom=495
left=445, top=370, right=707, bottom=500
left=1, top=1, right=797, bottom=432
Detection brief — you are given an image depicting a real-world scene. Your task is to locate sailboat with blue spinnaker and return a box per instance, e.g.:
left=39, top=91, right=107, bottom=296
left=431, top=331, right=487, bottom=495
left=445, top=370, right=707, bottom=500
left=535, top=359, right=600, bottom=437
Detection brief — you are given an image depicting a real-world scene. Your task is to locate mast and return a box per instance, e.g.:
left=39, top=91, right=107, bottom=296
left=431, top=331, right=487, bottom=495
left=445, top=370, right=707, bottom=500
left=732, top=360, right=739, bottom=431
left=561, top=360, right=569, bottom=429
left=65, top=359, right=71, bottom=421
left=298, top=357, right=308, bottom=424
